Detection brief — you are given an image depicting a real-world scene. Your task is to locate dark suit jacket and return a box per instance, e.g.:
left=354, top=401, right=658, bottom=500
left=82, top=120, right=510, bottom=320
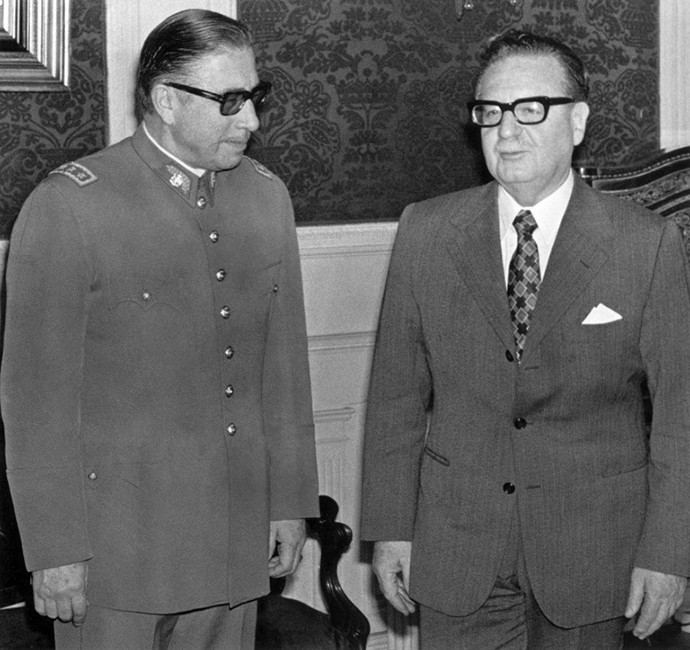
left=360, top=177, right=690, bottom=627
left=1, top=127, right=319, bottom=613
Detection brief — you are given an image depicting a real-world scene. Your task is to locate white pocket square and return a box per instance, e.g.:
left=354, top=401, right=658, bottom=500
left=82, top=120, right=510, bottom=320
left=582, top=303, right=622, bottom=325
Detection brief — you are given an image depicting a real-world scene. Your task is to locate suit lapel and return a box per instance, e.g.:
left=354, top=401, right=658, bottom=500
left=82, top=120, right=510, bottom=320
left=446, top=183, right=515, bottom=351
left=521, top=178, right=612, bottom=360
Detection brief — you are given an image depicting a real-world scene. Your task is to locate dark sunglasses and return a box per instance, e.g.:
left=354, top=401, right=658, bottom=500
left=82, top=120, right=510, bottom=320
left=164, top=80, right=272, bottom=116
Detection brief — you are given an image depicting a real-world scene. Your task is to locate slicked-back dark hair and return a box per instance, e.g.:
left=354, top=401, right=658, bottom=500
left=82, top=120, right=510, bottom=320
left=135, top=9, right=253, bottom=121
left=475, top=29, right=589, bottom=102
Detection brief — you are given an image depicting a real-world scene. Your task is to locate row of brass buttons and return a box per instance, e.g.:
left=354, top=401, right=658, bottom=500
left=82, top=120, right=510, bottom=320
left=208, top=227, right=237, bottom=435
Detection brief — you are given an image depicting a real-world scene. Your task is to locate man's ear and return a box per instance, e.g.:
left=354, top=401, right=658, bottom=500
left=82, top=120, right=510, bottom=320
left=150, top=84, right=176, bottom=126
left=571, top=101, right=590, bottom=147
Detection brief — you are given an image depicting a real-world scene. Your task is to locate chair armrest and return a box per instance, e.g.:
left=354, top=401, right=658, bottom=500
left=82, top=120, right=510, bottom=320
left=307, top=495, right=370, bottom=650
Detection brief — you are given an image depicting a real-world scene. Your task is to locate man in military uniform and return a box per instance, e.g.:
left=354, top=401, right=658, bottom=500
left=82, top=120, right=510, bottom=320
left=1, top=9, right=318, bottom=649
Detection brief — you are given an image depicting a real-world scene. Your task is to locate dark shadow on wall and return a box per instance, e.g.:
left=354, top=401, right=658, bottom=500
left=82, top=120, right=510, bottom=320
left=239, top=0, right=659, bottom=224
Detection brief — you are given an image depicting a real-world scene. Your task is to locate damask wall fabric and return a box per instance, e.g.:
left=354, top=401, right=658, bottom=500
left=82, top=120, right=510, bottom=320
left=239, top=0, right=658, bottom=223
left=0, top=0, right=106, bottom=238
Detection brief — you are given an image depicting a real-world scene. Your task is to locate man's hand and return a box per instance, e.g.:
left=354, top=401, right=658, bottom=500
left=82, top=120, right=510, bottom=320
left=32, top=562, right=88, bottom=626
left=625, top=567, right=687, bottom=639
left=372, top=541, right=416, bottom=615
left=268, top=519, right=307, bottom=578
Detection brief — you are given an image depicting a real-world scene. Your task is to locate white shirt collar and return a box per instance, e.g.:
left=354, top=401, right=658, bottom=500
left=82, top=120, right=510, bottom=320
left=498, top=171, right=574, bottom=243
left=142, top=122, right=206, bottom=177
left=498, top=171, right=575, bottom=282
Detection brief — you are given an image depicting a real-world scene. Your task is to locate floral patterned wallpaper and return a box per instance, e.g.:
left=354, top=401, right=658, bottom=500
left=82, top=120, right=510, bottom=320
left=0, top=0, right=106, bottom=238
left=240, top=0, right=658, bottom=223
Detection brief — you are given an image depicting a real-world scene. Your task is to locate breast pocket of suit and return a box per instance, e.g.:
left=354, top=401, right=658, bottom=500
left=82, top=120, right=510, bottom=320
left=560, top=317, right=637, bottom=370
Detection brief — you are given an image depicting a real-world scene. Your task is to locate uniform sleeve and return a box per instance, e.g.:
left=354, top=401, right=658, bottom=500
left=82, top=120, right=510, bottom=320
left=261, top=187, right=319, bottom=521
left=1, top=182, right=92, bottom=571
left=635, top=219, right=690, bottom=576
left=360, top=206, right=432, bottom=541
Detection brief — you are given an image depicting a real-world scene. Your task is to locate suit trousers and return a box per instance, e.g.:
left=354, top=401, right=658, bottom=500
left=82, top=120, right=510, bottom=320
left=419, top=509, right=625, bottom=650
left=53, top=600, right=257, bottom=650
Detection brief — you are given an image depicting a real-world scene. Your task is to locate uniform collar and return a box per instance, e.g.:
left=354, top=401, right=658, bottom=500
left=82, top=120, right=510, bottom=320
left=132, top=124, right=217, bottom=209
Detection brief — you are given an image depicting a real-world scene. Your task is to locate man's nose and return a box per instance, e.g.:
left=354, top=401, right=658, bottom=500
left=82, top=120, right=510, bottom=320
left=236, top=99, right=260, bottom=132
left=497, top=109, right=522, bottom=138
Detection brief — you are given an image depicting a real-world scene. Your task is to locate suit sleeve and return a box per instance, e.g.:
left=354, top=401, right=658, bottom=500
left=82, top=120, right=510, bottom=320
left=262, top=186, right=319, bottom=521
left=636, top=219, right=690, bottom=576
left=1, top=182, right=92, bottom=571
left=360, top=206, right=432, bottom=541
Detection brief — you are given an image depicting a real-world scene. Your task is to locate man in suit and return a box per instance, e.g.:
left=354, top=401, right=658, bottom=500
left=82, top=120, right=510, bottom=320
left=360, top=30, right=690, bottom=649
left=1, top=9, right=318, bottom=649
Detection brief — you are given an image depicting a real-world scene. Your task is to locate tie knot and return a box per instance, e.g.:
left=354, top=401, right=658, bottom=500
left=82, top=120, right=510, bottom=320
left=513, top=209, right=537, bottom=236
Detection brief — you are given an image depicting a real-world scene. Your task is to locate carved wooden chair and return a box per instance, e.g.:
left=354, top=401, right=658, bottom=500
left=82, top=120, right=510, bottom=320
left=577, top=144, right=690, bottom=258
left=256, top=494, right=370, bottom=650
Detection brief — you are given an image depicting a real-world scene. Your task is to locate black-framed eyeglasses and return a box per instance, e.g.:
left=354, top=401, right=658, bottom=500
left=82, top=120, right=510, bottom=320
left=467, top=96, right=576, bottom=127
left=164, top=80, right=272, bottom=116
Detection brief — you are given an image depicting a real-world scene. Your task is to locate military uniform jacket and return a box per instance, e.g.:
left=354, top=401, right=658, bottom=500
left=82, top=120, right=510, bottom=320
left=360, top=178, right=690, bottom=627
left=1, top=126, right=319, bottom=613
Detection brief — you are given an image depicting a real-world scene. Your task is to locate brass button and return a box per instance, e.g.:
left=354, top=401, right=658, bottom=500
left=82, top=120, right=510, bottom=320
left=225, top=384, right=234, bottom=397
left=88, top=472, right=97, bottom=481
left=273, top=284, right=279, bottom=293
left=225, top=346, right=234, bottom=359
left=220, top=306, right=230, bottom=319
left=197, top=197, right=207, bottom=209
left=216, top=269, right=227, bottom=282
left=209, top=231, right=219, bottom=243
left=142, top=291, right=151, bottom=301
left=227, top=423, right=237, bottom=436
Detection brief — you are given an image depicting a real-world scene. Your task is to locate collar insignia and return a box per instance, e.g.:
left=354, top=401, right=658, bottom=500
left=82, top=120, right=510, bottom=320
left=166, top=165, right=191, bottom=196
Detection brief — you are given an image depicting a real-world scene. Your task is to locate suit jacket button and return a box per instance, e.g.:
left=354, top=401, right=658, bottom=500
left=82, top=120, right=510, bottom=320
left=506, top=350, right=514, bottom=362
left=514, top=417, right=527, bottom=429
left=503, top=482, right=515, bottom=494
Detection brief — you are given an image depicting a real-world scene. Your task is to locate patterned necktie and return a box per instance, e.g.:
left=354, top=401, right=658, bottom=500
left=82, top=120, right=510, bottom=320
left=507, top=210, right=541, bottom=358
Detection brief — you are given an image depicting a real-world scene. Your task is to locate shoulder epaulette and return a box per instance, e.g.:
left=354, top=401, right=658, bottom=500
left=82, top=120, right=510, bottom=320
left=245, top=156, right=274, bottom=180
left=50, top=162, right=98, bottom=187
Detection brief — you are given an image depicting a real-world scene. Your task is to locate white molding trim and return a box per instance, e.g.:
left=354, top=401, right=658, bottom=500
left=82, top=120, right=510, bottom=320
left=297, top=221, right=398, bottom=257
left=308, top=331, right=376, bottom=352
left=660, top=0, right=690, bottom=150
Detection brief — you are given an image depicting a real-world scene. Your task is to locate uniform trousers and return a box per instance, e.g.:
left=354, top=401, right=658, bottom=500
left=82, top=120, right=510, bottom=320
left=53, top=600, right=257, bottom=650
left=419, top=510, right=625, bottom=650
